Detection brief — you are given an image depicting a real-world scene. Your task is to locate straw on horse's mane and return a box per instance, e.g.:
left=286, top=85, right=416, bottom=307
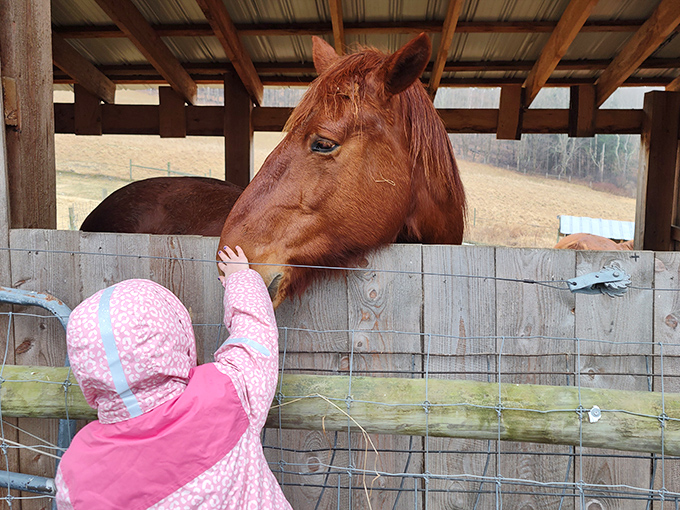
left=285, top=47, right=466, bottom=214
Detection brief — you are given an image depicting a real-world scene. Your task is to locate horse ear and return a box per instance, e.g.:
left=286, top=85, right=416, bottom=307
left=380, top=33, right=432, bottom=96
left=312, top=36, right=340, bottom=75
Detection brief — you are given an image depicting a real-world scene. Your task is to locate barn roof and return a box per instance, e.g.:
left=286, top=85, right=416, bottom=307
left=51, top=0, right=680, bottom=106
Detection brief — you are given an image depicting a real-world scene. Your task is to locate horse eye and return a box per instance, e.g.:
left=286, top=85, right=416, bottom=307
left=311, top=138, right=339, bottom=154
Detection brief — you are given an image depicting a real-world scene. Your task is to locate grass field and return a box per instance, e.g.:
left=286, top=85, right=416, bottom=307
left=54, top=90, right=635, bottom=248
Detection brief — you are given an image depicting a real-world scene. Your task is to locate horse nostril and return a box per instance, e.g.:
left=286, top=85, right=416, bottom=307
left=267, top=273, right=283, bottom=301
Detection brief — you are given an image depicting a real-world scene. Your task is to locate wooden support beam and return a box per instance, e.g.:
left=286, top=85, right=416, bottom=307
left=93, top=0, right=197, bottom=105
left=74, top=84, right=102, bottom=135
left=53, top=103, right=645, bottom=136
left=427, top=0, right=464, bottom=98
left=522, top=0, right=599, bottom=107
left=595, top=0, right=680, bottom=107
left=0, top=0, right=56, bottom=229
left=328, top=0, right=345, bottom=55
left=496, top=85, right=524, bottom=140
left=635, top=91, right=680, bottom=251
left=568, top=84, right=596, bottom=137
left=52, top=32, right=115, bottom=104
left=668, top=74, right=680, bottom=92
left=195, top=0, right=263, bottom=106
left=159, top=86, right=186, bottom=138
left=224, top=73, right=253, bottom=187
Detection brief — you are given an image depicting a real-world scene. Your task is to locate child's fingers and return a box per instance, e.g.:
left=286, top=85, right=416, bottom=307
left=224, top=245, right=237, bottom=259
left=217, top=249, right=229, bottom=262
left=235, top=245, right=245, bottom=258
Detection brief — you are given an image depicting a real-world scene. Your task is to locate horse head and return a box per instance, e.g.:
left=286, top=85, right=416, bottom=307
left=219, top=34, right=466, bottom=306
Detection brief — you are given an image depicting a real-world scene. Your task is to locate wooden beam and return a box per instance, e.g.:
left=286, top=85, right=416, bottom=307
left=328, top=0, right=345, bottom=55
left=0, top=0, right=56, bottom=229
left=159, top=86, right=186, bottom=138
left=568, top=84, right=596, bottom=137
left=635, top=91, right=680, bottom=251
left=1, top=77, right=18, bottom=127
left=194, top=0, right=263, bottom=105
left=224, top=73, right=253, bottom=187
left=52, top=32, right=115, bottom=104
left=74, top=84, right=102, bottom=135
left=54, top=19, right=648, bottom=40
left=668, top=74, right=680, bottom=92
left=54, top=103, right=645, bottom=136
left=427, top=0, right=464, bottom=98
left=92, top=0, right=197, bottom=104
left=595, top=0, right=680, bottom=107
left=523, top=0, right=599, bottom=107
left=496, top=85, right=524, bottom=140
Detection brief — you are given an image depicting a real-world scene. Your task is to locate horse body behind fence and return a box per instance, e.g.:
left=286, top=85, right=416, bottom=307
left=554, top=233, right=634, bottom=250
left=81, top=34, right=466, bottom=306
left=80, top=177, right=243, bottom=236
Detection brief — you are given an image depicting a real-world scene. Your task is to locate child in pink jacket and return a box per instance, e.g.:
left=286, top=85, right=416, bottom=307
left=55, top=246, right=292, bottom=509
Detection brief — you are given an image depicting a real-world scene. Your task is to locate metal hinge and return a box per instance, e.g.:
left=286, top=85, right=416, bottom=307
left=567, top=262, right=632, bottom=297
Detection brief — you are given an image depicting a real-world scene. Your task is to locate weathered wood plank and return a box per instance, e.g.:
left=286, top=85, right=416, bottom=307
left=265, top=266, right=349, bottom=508
left=8, top=229, right=79, bottom=510
left=424, top=244, right=496, bottom=509
left=346, top=245, right=422, bottom=509
left=496, top=247, right=577, bottom=509
left=576, top=250, right=654, bottom=509
left=650, top=252, right=680, bottom=506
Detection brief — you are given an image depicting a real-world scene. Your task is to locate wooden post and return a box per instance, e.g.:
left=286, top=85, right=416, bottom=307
left=223, top=72, right=253, bottom=187
left=159, top=86, right=187, bottom=138
left=74, top=84, right=103, bottom=136
left=0, top=0, right=56, bottom=229
left=635, top=91, right=680, bottom=251
left=568, top=84, right=596, bottom=137
left=497, top=85, right=524, bottom=140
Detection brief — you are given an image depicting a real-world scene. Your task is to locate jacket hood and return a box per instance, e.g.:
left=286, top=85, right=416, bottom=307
left=66, top=279, right=197, bottom=424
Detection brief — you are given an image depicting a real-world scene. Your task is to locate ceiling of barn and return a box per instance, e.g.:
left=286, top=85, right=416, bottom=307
left=50, top=0, right=680, bottom=101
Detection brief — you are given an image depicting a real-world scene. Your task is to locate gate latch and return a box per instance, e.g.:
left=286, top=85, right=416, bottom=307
left=567, top=263, right=632, bottom=298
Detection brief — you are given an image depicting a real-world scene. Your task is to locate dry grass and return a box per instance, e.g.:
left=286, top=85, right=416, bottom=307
left=54, top=90, right=635, bottom=246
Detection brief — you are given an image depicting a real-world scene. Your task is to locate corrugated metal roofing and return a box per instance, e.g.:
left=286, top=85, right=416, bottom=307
left=50, top=0, right=680, bottom=87
left=558, top=215, right=635, bottom=241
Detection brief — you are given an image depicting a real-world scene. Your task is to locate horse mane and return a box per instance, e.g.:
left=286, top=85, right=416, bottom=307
left=285, top=46, right=465, bottom=215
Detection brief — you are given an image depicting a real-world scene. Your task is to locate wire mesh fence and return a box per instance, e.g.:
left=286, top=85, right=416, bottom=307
left=0, top=235, right=678, bottom=509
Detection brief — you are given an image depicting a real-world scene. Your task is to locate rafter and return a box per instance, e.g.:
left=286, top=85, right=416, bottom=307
left=523, top=0, right=599, bottom=107
left=328, top=0, right=345, bottom=55
left=427, top=0, right=465, bottom=98
left=595, top=0, right=680, bottom=107
left=194, top=0, right=263, bottom=105
left=667, top=74, right=680, bottom=92
left=92, top=0, right=197, bottom=104
left=52, top=33, right=115, bottom=104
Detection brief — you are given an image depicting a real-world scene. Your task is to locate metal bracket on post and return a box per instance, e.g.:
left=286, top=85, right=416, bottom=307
left=567, top=262, right=632, bottom=297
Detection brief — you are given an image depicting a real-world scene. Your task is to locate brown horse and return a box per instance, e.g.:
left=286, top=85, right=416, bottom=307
left=220, top=34, right=466, bottom=306
left=81, top=177, right=243, bottom=235
left=554, top=233, right=634, bottom=251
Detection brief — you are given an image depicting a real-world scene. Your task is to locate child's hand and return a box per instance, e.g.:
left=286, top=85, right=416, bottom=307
left=217, top=246, right=250, bottom=286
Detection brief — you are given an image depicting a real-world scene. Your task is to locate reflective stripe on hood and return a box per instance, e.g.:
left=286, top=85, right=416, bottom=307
left=67, top=279, right=197, bottom=424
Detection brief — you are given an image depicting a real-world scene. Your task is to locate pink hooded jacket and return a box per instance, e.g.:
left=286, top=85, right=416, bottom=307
left=55, top=270, right=292, bottom=509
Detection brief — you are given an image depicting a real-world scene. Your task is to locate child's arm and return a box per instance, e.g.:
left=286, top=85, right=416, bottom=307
left=214, top=246, right=279, bottom=430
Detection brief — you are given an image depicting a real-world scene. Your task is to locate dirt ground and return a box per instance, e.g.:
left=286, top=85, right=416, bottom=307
left=54, top=89, right=635, bottom=247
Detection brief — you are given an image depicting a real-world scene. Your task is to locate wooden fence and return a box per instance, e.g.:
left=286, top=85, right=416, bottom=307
left=0, top=229, right=679, bottom=509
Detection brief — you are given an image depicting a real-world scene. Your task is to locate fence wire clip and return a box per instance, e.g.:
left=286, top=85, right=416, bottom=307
left=567, top=263, right=632, bottom=297
left=587, top=405, right=602, bottom=423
